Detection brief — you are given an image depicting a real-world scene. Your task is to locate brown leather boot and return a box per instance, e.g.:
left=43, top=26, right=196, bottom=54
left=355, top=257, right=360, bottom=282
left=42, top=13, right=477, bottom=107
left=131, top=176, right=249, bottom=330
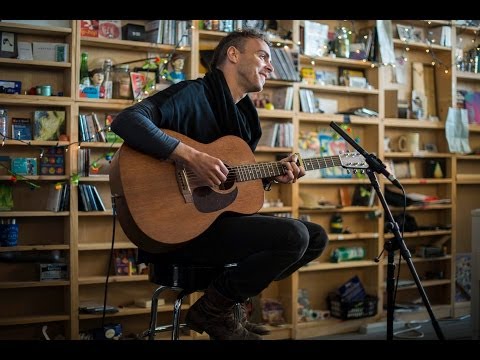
left=185, top=285, right=262, bottom=340
left=238, top=302, right=271, bottom=335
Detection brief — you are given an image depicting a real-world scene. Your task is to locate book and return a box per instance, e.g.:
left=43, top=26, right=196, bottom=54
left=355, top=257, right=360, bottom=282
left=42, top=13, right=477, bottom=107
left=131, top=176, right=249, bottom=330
left=303, top=21, right=329, bottom=57
left=0, top=183, right=13, bottom=210
left=11, top=157, right=37, bottom=175
left=317, top=132, right=350, bottom=178
left=11, top=118, right=32, bottom=140
left=45, top=183, right=63, bottom=212
left=80, top=20, right=99, bottom=38
left=33, top=110, right=66, bottom=141
left=39, top=146, right=65, bottom=175
left=90, top=185, right=106, bottom=211
left=59, top=184, right=70, bottom=212
left=92, top=113, right=106, bottom=142
left=0, top=156, right=10, bottom=176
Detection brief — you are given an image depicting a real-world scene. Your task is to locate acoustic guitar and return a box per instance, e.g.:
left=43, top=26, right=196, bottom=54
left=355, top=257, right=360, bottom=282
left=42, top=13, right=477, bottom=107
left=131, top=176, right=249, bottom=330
left=109, top=129, right=367, bottom=253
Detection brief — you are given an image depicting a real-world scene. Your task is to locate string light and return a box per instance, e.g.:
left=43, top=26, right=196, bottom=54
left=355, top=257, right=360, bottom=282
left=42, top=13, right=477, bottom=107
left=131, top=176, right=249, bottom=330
left=300, top=20, right=457, bottom=80
left=0, top=125, right=118, bottom=189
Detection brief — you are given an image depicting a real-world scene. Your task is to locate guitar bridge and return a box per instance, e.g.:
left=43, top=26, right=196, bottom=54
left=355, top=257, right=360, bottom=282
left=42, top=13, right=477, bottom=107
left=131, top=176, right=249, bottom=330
left=175, top=163, right=193, bottom=203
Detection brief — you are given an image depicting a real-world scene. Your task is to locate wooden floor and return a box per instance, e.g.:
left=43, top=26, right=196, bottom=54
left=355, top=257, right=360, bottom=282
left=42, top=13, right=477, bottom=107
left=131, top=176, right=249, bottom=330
left=307, top=315, right=474, bottom=340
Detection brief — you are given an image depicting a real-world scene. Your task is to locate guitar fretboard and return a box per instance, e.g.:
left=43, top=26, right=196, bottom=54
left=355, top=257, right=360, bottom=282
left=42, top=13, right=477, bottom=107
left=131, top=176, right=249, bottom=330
left=233, top=155, right=342, bottom=182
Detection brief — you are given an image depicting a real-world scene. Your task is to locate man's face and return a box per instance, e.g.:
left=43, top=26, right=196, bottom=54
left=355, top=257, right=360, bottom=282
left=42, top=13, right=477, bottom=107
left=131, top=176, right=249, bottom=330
left=236, top=38, right=274, bottom=93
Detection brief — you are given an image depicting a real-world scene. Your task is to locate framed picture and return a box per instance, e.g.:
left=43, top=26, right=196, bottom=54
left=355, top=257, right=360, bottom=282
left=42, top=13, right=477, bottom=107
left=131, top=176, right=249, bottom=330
left=411, top=27, right=425, bottom=43
left=396, top=24, right=413, bottom=41
left=396, top=24, right=425, bottom=43
left=0, top=31, right=17, bottom=58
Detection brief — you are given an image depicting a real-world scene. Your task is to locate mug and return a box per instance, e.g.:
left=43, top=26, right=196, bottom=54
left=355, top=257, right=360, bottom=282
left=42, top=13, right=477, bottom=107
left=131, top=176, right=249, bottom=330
left=398, top=133, right=420, bottom=153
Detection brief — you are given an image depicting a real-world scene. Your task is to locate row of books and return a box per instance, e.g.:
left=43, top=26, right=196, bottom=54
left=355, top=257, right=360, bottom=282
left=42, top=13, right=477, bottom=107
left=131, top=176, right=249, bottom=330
left=144, top=20, right=191, bottom=47
left=258, top=122, right=294, bottom=148
left=269, top=48, right=301, bottom=82
left=78, top=184, right=106, bottom=212
left=79, top=113, right=106, bottom=142
left=299, top=88, right=318, bottom=113
left=79, top=112, right=123, bottom=143
left=46, top=183, right=70, bottom=212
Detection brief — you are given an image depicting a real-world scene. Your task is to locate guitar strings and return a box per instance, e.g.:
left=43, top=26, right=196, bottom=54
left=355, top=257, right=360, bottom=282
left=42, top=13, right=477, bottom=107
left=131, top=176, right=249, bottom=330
left=181, top=155, right=347, bottom=182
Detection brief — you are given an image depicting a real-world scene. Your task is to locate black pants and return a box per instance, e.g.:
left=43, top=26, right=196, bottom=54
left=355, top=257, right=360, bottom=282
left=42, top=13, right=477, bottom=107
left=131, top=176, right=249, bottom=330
left=140, top=213, right=328, bottom=302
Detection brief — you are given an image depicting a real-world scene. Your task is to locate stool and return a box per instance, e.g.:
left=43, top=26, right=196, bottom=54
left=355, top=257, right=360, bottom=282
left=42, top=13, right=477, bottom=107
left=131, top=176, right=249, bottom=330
left=144, top=262, right=238, bottom=340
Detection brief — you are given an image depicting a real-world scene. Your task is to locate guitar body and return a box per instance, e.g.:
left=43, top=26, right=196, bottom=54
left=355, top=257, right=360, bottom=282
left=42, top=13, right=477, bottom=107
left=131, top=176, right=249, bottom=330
left=109, top=130, right=265, bottom=253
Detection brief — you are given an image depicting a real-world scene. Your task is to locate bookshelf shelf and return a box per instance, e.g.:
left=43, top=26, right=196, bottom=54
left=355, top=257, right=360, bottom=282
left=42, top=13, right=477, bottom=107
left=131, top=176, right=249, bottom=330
left=0, top=281, right=70, bottom=289
left=0, top=58, right=71, bottom=69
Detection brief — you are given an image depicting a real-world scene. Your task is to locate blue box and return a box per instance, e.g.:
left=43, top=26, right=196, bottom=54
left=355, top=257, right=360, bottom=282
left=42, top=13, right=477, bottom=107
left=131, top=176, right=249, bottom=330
left=0, top=79, right=21, bottom=94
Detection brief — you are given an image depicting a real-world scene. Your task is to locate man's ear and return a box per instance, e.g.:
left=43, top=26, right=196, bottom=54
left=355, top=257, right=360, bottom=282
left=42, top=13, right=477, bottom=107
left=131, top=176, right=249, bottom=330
left=226, top=46, right=239, bottom=64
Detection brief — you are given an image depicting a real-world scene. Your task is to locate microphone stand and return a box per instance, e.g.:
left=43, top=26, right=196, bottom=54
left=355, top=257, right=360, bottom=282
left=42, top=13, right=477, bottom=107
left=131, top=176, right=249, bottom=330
left=330, top=121, right=445, bottom=341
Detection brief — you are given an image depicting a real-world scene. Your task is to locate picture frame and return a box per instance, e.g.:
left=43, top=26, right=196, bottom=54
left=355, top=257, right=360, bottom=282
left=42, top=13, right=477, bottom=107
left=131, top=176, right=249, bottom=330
left=0, top=31, right=17, bottom=58
left=396, top=24, right=425, bottom=43
left=411, top=27, right=425, bottom=43
left=396, top=24, right=413, bottom=41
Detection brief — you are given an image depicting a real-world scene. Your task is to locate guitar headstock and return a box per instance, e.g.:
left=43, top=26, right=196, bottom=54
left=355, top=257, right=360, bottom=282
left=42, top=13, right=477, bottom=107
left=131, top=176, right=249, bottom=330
left=338, top=152, right=368, bottom=170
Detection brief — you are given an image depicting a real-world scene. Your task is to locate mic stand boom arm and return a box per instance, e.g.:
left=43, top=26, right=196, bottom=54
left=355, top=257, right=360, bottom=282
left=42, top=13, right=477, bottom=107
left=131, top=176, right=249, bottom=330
left=330, top=121, right=445, bottom=341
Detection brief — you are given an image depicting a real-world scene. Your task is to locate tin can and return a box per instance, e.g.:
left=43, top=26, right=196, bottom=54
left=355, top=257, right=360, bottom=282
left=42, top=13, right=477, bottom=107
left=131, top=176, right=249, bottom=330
left=41, top=85, right=52, bottom=96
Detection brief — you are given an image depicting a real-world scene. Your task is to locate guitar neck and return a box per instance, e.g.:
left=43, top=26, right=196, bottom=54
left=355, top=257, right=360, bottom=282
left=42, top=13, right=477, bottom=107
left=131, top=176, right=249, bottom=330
left=233, top=155, right=341, bottom=182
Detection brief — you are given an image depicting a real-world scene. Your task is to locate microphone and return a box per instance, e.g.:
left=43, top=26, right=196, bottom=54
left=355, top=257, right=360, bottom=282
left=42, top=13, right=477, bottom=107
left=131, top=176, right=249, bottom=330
left=330, top=121, right=402, bottom=190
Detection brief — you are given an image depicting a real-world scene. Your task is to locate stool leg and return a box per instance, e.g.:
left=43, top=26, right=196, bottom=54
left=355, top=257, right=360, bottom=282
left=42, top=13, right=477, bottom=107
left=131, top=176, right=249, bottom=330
left=172, top=290, right=188, bottom=340
left=148, top=285, right=168, bottom=340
